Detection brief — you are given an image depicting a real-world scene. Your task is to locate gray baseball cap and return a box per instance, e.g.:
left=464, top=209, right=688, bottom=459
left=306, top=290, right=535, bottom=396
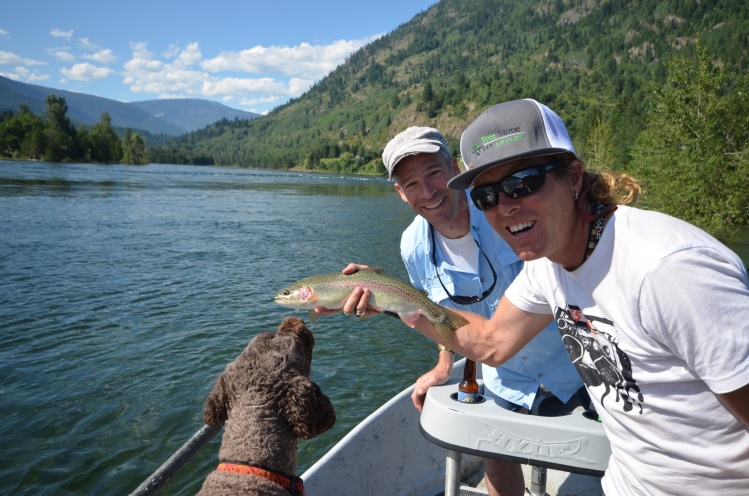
left=449, top=99, right=577, bottom=190
left=382, top=126, right=451, bottom=180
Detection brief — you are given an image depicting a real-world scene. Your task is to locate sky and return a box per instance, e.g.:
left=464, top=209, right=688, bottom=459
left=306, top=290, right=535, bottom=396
left=1, top=0, right=438, bottom=115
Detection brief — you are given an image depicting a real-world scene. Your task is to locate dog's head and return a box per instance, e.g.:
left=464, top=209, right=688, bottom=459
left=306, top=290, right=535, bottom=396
left=237, top=316, right=315, bottom=382
left=272, top=316, right=315, bottom=377
left=203, top=316, right=335, bottom=437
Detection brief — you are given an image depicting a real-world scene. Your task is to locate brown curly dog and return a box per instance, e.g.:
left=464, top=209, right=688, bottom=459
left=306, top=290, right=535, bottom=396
left=197, top=316, right=336, bottom=496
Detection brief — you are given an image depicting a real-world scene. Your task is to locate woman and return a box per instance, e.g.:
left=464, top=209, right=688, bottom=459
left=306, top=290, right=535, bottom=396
left=330, top=99, right=749, bottom=495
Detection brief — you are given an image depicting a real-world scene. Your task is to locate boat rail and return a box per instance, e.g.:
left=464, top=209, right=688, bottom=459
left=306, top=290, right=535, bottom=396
left=129, top=424, right=221, bottom=496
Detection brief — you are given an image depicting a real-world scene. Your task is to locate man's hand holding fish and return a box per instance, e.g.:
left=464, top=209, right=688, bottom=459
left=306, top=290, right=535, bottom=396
left=314, top=263, right=375, bottom=319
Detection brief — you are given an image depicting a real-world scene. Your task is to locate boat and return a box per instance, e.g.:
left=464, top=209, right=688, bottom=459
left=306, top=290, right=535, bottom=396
left=302, top=358, right=608, bottom=496
left=132, top=358, right=607, bottom=496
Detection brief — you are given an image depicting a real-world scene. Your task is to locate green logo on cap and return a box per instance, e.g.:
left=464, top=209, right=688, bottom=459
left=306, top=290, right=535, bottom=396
left=472, top=133, right=526, bottom=156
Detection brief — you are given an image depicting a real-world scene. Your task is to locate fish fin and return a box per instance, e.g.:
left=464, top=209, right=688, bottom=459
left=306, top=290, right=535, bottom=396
left=369, top=305, right=393, bottom=318
left=398, top=310, right=422, bottom=328
left=307, top=309, right=320, bottom=326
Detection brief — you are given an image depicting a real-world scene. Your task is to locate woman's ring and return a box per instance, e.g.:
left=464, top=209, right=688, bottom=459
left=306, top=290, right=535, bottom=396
left=356, top=309, right=366, bottom=317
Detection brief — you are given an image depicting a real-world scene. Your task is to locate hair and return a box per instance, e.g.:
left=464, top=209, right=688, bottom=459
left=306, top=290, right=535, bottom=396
left=587, top=170, right=641, bottom=206
left=554, top=153, right=642, bottom=221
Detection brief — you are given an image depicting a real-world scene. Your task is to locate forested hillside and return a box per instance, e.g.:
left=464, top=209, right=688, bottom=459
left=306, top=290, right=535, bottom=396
left=151, top=0, right=749, bottom=178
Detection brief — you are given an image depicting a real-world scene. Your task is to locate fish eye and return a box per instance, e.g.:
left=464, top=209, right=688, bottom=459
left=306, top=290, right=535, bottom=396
left=281, top=290, right=290, bottom=295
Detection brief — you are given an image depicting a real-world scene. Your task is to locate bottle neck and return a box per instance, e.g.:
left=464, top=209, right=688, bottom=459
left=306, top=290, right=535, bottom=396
left=462, top=359, right=476, bottom=381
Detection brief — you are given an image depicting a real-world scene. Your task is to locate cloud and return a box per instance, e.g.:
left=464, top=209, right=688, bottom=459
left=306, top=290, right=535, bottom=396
left=0, top=50, right=49, bottom=82
left=124, top=42, right=164, bottom=72
left=287, top=77, right=316, bottom=96
left=237, top=94, right=281, bottom=108
left=121, top=37, right=374, bottom=112
left=123, top=42, right=198, bottom=94
left=0, top=50, right=45, bottom=67
left=163, top=43, right=182, bottom=59
left=60, top=62, right=116, bottom=81
left=77, top=37, right=101, bottom=51
left=1, top=66, right=50, bottom=82
left=202, top=77, right=287, bottom=96
left=50, top=28, right=74, bottom=39
left=47, top=48, right=75, bottom=62
left=201, top=37, right=375, bottom=79
left=0, top=29, right=9, bottom=39
left=83, top=49, right=117, bottom=64
left=175, top=42, right=202, bottom=66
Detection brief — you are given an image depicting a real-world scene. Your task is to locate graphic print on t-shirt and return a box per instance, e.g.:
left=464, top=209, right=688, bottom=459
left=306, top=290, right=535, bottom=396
left=555, top=305, right=643, bottom=414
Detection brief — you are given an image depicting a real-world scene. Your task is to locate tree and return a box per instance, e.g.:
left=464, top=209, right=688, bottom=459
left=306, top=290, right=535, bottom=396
left=43, top=95, right=76, bottom=162
left=627, top=45, right=749, bottom=241
left=121, top=128, right=149, bottom=165
left=581, top=116, right=617, bottom=172
left=419, top=81, right=437, bottom=118
left=0, top=105, right=46, bottom=158
left=89, top=113, right=121, bottom=163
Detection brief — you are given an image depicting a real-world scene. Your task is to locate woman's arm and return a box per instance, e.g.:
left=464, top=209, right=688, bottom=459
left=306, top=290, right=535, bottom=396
left=413, top=295, right=553, bottom=367
left=718, top=383, right=749, bottom=426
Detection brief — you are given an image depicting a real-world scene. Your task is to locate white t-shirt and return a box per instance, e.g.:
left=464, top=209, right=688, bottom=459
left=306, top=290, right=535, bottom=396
left=433, top=230, right=480, bottom=273
left=505, top=206, right=749, bottom=495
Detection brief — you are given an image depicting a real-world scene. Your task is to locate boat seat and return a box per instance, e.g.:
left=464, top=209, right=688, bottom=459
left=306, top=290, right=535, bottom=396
left=419, top=379, right=610, bottom=496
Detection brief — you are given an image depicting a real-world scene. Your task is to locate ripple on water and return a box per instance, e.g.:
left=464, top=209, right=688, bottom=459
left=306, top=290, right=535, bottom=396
left=0, top=162, right=434, bottom=495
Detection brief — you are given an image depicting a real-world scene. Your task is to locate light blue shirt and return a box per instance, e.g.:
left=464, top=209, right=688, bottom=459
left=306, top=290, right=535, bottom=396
left=400, top=193, right=582, bottom=408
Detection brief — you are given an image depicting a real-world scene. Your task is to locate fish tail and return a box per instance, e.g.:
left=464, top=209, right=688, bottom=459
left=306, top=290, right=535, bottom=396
left=433, top=309, right=468, bottom=344
left=434, top=322, right=455, bottom=344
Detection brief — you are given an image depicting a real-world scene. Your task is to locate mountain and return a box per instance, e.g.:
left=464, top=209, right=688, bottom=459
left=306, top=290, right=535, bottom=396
left=0, top=76, right=259, bottom=136
left=150, top=0, right=749, bottom=172
left=129, top=99, right=260, bottom=134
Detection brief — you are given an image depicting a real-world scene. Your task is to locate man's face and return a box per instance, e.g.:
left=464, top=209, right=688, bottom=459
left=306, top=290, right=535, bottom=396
left=393, top=152, right=465, bottom=231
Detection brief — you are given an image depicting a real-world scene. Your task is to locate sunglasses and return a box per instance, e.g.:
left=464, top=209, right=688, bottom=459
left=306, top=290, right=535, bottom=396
left=470, top=161, right=568, bottom=211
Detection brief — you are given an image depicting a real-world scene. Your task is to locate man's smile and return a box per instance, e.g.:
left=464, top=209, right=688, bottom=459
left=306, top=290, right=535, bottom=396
left=423, top=197, right=444, bottom=210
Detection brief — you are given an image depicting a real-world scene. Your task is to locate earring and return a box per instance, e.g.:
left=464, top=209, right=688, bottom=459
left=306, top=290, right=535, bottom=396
left=574, top=191, right=579, bottom=201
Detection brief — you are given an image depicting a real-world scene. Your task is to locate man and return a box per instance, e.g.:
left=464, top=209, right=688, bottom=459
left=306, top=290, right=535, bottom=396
left=378, top=126, right=584, bottom=496
left=342, top=100, right=749, bottom=495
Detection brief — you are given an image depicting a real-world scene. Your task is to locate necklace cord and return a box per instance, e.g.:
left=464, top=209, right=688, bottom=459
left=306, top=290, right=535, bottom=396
left=430, top=224, right=497, bottom=305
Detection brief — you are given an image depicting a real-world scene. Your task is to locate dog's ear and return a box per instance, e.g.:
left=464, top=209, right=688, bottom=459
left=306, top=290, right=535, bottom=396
left=279, top=375, right=336, bottom=440
left=203, top=371, right=236, bottom=427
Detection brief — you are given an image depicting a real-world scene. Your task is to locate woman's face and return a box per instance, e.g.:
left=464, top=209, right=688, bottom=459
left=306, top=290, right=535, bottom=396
left=472, top=157, right=587, bottom=269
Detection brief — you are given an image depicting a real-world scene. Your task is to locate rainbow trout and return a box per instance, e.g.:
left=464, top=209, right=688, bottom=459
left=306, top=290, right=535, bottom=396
left=274, top=268, right=467, bottom=343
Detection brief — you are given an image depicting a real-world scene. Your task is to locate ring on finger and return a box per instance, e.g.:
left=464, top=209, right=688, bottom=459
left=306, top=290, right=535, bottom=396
left=344, top=309, right=356, bottom=316
left=356, top=309, right=366, bottom=317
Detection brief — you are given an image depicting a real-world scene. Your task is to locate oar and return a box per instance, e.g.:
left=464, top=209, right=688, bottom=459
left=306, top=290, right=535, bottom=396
left=129, top=424, right=222, bottom=496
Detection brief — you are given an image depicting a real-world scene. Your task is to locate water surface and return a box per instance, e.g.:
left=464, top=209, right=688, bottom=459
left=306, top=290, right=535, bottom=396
left=1, top=161, right=747, bottom=495
left=0, top=161, right=438, bottom=495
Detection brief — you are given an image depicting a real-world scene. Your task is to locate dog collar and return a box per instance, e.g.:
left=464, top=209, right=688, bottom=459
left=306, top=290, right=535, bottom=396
left=217, top=462, right=305, bottom=496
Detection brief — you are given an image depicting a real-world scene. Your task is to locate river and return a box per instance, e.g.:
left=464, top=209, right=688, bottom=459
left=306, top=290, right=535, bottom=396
left=0, top=161, right=747, bottom=495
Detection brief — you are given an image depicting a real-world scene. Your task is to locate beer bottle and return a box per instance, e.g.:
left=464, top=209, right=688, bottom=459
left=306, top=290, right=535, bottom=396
left=458, top=359, right=481, bottom=403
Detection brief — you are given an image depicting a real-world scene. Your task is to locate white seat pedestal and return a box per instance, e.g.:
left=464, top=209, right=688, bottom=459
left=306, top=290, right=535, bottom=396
left=419, top=380, right=610, bottom=496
